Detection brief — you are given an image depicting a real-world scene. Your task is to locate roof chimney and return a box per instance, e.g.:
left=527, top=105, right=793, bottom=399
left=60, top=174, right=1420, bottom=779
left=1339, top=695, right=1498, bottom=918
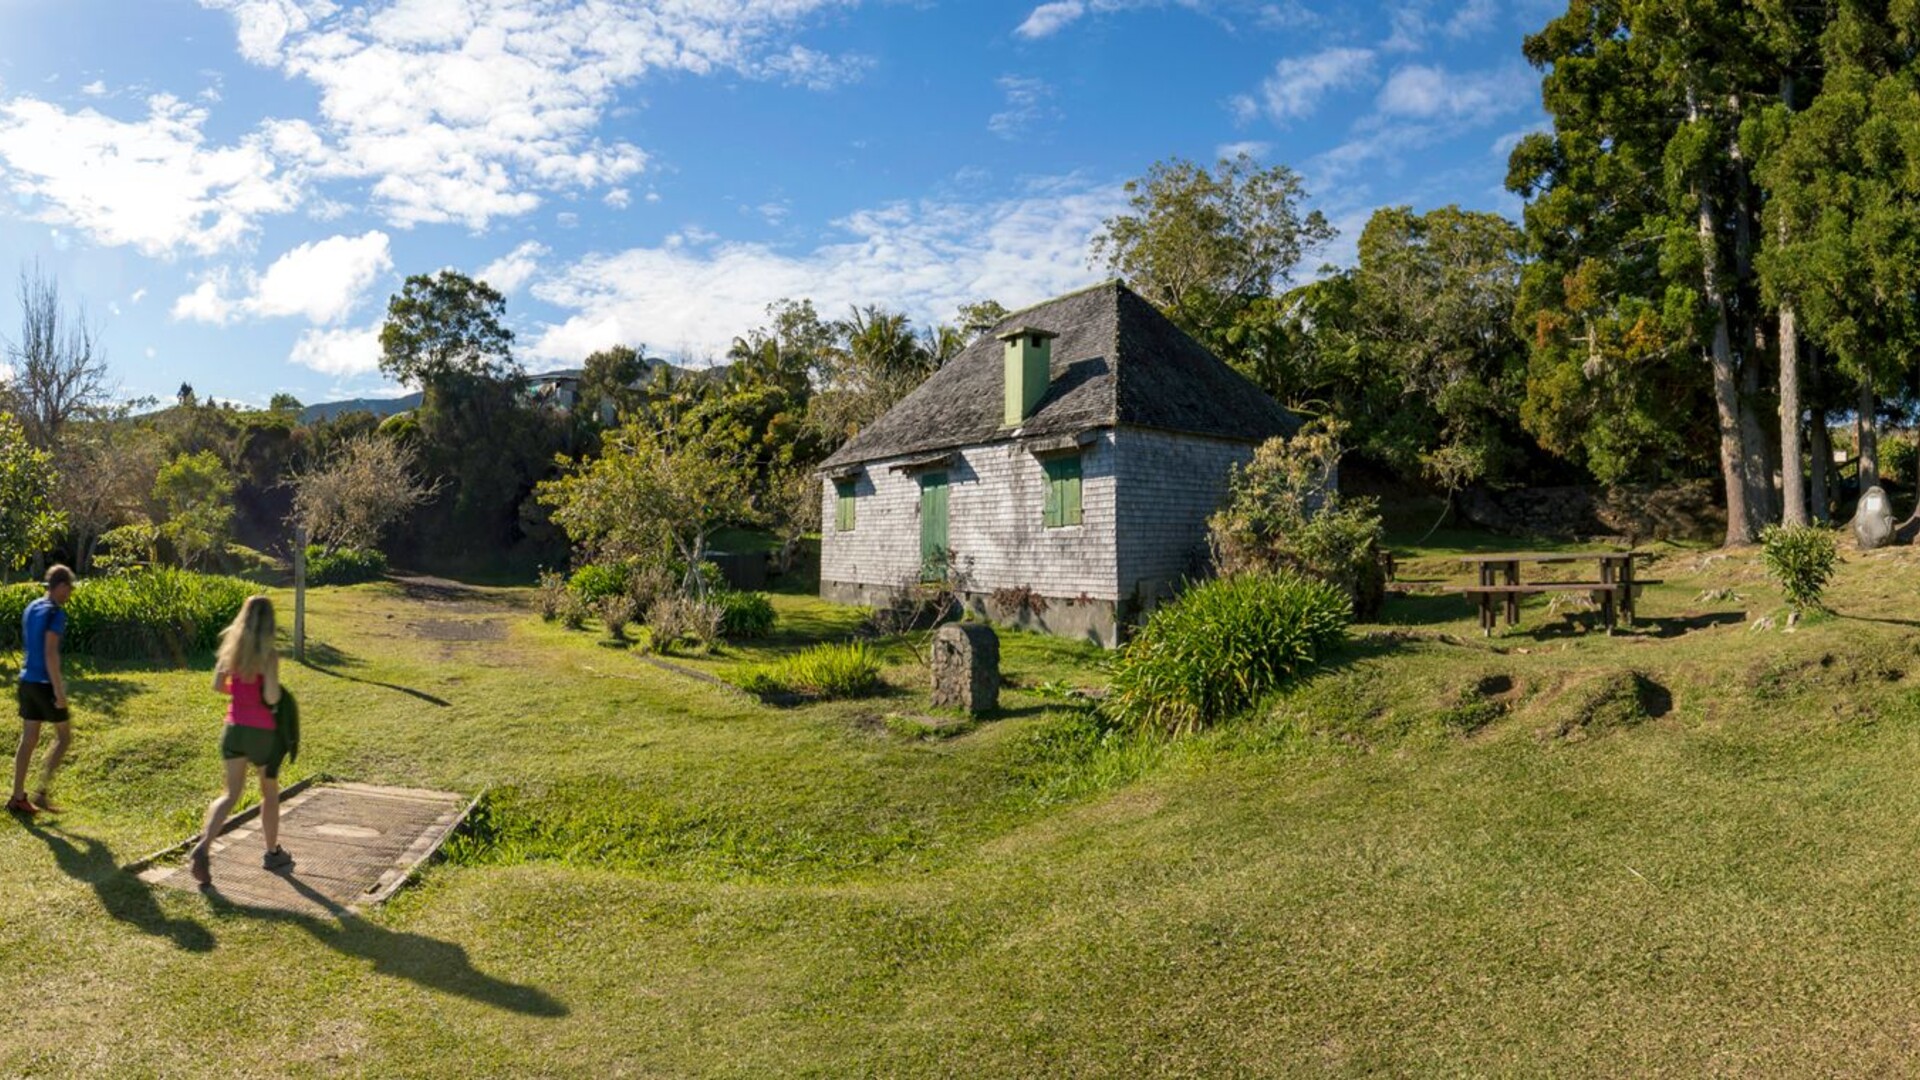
left=997, top=325, right=1057, bottom=427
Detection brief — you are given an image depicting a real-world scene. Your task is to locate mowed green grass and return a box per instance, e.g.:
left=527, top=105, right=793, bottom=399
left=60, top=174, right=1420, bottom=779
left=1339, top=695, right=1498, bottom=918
left=9, top=545, right=1920, bottom=1074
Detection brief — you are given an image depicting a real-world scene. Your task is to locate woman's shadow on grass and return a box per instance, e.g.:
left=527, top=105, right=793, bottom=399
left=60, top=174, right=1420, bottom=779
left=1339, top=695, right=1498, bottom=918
left=22, top=823, right=215, bottom=952
left=204, top=875, right=567, bottom=1018
left=23, top=825, right=563, bottom=1017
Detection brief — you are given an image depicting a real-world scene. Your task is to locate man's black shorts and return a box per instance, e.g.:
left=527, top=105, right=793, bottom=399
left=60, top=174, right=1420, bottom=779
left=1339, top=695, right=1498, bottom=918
left=17, top=681, right=69, bottom=724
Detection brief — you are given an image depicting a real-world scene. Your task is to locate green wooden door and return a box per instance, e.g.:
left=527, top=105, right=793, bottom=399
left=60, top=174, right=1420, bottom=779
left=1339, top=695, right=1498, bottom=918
left=919, top=471, right=949, bottom=578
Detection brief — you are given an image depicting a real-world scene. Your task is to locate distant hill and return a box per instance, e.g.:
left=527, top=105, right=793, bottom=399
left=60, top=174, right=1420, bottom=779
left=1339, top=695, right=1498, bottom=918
left=300, top=393, right=423, bottom=424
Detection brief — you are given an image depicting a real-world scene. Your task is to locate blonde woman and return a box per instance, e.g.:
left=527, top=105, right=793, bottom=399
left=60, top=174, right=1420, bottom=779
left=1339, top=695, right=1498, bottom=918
left=189, top=596, right=292, bottom=885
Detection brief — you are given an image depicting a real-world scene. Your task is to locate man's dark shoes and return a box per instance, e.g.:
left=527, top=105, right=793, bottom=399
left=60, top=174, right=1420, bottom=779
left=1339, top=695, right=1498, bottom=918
left=5, top=795, right=36, bottom=817
left=30, top=791, right=62, bottom=813
left=189, top=846, right=211, bottom=886
left=262, top=846, right=294, bottom=872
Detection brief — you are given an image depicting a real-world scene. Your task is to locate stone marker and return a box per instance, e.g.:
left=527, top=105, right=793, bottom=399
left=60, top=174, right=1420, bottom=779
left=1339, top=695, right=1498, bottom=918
left=931, top=623, right=1000, bottom=715
left=1855, top=485, right=1895, bottom=550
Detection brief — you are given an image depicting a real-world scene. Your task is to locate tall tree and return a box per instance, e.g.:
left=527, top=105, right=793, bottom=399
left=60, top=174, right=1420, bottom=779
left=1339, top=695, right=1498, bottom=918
left=1098, top=153, right=1336, bottom=340
left=537, top=417, right=759, bottom=597
left=4, top=265, right=109, bottom=449
left=1756, top=6, right=1920, bottom=508
left=0, top=412, right=64, bottom=575
left=1092, top=153, right=1335, bottom=342
left=152, top=450, right=234, bottom=569
left=1350, top=206, right=1531, bottom=491
left=1514, top=0, right=1783, bottom=543
left=379, top=270, right=519, bottom=388
left=577, top=344, right=652, bottom=426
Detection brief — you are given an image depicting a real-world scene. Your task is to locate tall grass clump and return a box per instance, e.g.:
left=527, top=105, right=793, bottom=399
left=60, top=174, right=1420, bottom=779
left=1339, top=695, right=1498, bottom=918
left=0, top=568, right=252, bottom=659
left=1107, top=571, right=1350, bottom=736
left=736, top=641, right=883, bottom=702
left=305, top=545, right=387, bottom=585
left=715, top=589, right=776, bottom=639
left=1761, top=524, right=1838, bottom=615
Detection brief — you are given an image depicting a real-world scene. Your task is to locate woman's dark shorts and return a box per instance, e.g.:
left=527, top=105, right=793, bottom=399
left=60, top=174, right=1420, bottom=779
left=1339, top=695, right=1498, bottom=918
left=17, top=681, right=69, bottom=724
left=220, top=724, right=285, bottom=779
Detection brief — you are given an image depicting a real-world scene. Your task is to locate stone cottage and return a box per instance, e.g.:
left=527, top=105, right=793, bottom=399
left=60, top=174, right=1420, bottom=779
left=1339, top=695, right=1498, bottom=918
left=817, top=279, right=1301, bottom=647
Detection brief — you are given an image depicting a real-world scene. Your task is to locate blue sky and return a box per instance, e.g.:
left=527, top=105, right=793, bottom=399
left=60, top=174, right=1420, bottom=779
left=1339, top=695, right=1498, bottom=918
left=0, top=0, right=1552, bottom=406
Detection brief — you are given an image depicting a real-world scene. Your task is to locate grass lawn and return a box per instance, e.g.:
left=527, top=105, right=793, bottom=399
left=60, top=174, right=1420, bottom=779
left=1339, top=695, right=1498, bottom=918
left=9, top=541, right=1920, bottom=1074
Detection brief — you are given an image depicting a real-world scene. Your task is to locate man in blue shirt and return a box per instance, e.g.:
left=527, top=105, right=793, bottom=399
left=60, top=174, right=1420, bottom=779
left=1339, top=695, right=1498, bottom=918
left=11, top=565, right=74, bottom=816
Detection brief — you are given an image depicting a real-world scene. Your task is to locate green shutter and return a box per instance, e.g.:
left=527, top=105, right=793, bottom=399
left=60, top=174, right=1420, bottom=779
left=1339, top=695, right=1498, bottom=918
left=1043, top=455, right=1082, bottom=528
left=835, top=481, right=856, bottom=532
left=919, top=471, right=949, bottom=577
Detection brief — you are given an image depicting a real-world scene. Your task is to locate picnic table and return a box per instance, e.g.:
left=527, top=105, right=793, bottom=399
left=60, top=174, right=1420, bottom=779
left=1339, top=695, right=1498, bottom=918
left=1451, top=551, right=1659, bottom=635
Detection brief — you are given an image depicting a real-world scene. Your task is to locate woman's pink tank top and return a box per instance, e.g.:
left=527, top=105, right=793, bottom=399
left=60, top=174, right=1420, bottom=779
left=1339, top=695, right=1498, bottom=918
left=224, top=673, right=275, bottom=730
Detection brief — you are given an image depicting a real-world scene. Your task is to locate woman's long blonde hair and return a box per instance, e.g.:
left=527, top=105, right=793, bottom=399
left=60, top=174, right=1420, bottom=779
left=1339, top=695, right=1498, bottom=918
left=216, top=596, right=277, bottom=679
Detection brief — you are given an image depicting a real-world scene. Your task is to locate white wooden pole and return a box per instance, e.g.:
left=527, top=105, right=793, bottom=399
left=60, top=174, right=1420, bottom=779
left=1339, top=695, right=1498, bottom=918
left=293, top=526, right=307, bottom=663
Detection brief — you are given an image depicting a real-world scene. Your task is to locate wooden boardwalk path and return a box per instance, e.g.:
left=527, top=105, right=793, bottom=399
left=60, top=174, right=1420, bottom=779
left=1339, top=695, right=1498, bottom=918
left=140, top=781, right=473, bottom=916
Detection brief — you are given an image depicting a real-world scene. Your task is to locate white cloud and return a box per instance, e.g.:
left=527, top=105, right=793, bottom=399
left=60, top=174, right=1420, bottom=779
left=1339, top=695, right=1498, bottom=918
left=604, top=188, right=631, bottom=209
left=1216, top=140, right=1271, bottom=160
left=1014, top=0, right=1217, bottom=39
left=1376, top=63, right=1536, bottom=125
left=1017, top=1, right=1086, bottom=38
left=528, top=176, right=1127, bottom=363
left=1253, top=47, right=1376, bottom=122
left=1383, top=0, right=1504, bottom=52
left=200, top=0, right=870, bottom=229
left=80, top=81, right=107, bottom=97
left=0, top=94, right=299, bottom=257
left=173, top=230, right=393, bottom=325
left=130, top=288, right=147, bottom=304
left=290, top=323, right=383, bottom=377
left=989, top=75, right=1060, bottom=140
left=477, top=240, right=549, bottom=294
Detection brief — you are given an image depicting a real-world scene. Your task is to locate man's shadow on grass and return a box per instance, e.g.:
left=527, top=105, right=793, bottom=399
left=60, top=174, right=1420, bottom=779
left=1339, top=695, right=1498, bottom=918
left=21, top=823, right=215, bottom=952
left=298, top=640, right=451, bottom=708
left=204, top=875, right=567, bottom=1018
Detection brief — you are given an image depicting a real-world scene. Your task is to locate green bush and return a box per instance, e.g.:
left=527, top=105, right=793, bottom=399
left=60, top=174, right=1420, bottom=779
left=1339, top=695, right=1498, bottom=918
left=1761, top=524, right=1839, bottom=614
left=1209, top=424, right=1387, bottom=617
left=0, top=567, right=252, bottom=659
left=568, top=562, right=628, bottom=602
left=715, top=589, right=776, bottom=639
left=1107, top=571, right=1351, bottom=736
left=305, top=545, right=387, bottom=585
left=736, top=641, right=883, bottom=701
left=1884, top=433, right=1916, bottom=484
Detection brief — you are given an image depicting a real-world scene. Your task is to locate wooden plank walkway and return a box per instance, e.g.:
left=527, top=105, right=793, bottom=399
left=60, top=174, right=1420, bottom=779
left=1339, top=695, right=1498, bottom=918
left=140, top=782, right=473, bottom=916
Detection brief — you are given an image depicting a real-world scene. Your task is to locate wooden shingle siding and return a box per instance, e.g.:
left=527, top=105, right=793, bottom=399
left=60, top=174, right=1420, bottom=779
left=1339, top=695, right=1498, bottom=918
left=821, top=433, right=1122, bottom=601
left=1113, top=427, right=1257, bottom=610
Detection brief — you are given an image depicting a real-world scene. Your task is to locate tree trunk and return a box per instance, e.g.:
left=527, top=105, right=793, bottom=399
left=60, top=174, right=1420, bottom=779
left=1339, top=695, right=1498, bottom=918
left=1739, top=347, right=1774, bottom=532
left=1732, top=130, right=1776, bottom=532
left=1693, top=89, right=1753, bottom=546
left=1858, top=381, right=1880, bottom=492
left=1809, top=406, right=1831, bottom=523
left=1779, top=304, right=1807, bottom=526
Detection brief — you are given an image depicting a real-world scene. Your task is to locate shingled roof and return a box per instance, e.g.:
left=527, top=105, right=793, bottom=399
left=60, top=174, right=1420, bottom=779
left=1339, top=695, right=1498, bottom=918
left=820, top=279, right=1300, bottom=470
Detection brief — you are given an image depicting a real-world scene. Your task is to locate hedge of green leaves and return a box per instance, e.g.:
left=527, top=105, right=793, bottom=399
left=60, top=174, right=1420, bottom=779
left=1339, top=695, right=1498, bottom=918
left=1107, top=571, right=1350, bottom=736
left=568, top=562, right=628, bottom=602
left=0, top=567, right=254, bottom=660
left=715, top=589, right=776, bottom=639
left=305, top=545, right=388, bottom=586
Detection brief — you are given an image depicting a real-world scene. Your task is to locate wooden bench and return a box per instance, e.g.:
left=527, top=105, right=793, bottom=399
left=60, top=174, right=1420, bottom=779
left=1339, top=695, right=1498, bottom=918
left=1444, top=579, right=1664, bottom=634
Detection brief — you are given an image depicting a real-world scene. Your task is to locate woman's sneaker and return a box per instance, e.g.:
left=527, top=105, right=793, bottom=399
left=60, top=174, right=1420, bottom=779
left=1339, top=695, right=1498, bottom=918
left=262, top=846, right=294, bottom=872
